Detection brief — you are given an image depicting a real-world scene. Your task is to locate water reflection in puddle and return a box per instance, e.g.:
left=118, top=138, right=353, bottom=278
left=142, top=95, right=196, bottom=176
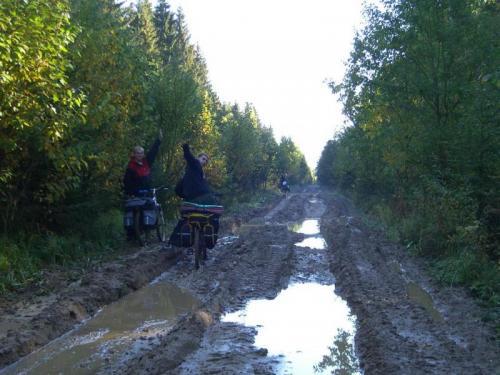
left=290, top=219, right=320, bottom=235
left=222, top=282, right=361, bottom=374
left=389, top=261, right=443, bottom=322
left=295, top=237, right=326, bottom=250
left=291, top=219, right=326, bottom=250
left=2, top=283, right=200, bottom=375
left=218, top=235, right=239, bottom=246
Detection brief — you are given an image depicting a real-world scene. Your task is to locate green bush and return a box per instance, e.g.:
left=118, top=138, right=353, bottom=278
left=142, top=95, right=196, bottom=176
left=344, top=180, right=499, bottom=310
left=398, top=181, right=478, bottom=256
left=224, top=189, right=280, bottom=215
left=0, top=209, right=125, bottom=293
left=78, top=209, right=124, bottom=248
left=370, top=203, right=400, bottom=242
left=0, top=237, right=40, bottom=293
left=433, top=249, right=499, bottom=305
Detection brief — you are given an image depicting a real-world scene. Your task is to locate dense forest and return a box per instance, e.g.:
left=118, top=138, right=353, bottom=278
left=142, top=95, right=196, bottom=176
left=317, top=0, right=499, bottom=307
left=0, top=0, right=312, bottom=291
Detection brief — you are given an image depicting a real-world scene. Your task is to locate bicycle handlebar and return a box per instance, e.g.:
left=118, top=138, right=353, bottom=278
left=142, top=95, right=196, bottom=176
left=130, top=186, right=168, bottom=198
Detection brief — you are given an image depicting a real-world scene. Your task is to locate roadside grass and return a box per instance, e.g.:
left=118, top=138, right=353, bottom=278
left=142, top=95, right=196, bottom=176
left=330, top=189, right=499, bottom=336
left=0, top=209, right=125, bottom=294
left=0, top=190, right=281, bottom=296
left=223, top=189, right=281, bottom=215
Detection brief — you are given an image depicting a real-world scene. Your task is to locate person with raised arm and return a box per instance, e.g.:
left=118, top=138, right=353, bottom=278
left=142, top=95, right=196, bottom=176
left=177, top=143, right=217, bottom=204
left=123, top=129, right=163, bottom=197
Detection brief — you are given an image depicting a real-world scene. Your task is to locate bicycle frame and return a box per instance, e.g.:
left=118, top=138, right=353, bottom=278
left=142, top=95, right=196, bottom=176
left=182, top=211, right=213, bottom=269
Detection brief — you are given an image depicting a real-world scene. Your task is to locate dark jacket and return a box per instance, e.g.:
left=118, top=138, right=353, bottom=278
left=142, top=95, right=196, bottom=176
left=180, top=144, right=210, bottom=200
left=123, top=139, right=161, bottom=196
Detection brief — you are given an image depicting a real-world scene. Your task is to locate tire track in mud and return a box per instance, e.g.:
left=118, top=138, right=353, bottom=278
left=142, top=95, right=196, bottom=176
left=320, top=191, right=499, bottom=375
left=115, top=188, right=360, bottom=375
left=113, top=193, right=308, bottom=374
left=5, top=187, right=495, bottom=374
left=0, top=247, right=179, bottom=369
left=0, top=197, right=281, bottom=371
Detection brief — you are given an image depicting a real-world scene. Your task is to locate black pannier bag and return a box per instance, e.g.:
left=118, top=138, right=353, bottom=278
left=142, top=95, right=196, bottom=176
left=169, top=218, right=193, bottom=247
left=123, top=210, right=133, bottom=227
left=142, top=200, right=157, bottom=227
left=203, top=214, right=220, bottom=249
left=123, top=197, right=147, bottom=227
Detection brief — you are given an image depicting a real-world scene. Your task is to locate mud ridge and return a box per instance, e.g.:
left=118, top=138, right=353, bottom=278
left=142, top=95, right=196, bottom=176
left=116, top=220, right=302, bottom=374
left=4, top=187, right=494, bottom=374
left=320, top=190, right=499, bottom=374
left=0, top=195, right=282, bottom=370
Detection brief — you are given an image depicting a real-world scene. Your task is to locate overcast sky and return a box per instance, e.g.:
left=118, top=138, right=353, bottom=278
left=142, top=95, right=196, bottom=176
left=163, top=0, right=364, bottom=170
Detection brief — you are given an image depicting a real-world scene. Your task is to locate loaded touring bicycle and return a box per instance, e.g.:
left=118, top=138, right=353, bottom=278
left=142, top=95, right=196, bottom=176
left=123, top=187, right=168, bottom=246
left=169, top=201, right=224, bottom=269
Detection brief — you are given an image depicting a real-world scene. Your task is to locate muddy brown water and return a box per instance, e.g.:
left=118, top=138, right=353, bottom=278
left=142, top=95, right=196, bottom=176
left=1, top=283, right=199, bottom=374
left=222, top=281, right=359, bottom=374
left=294, top=236, right=327, bottom=249
left=223, top=200, right=360, bottom=374
left=406, top=282, right=444, bottom=323
left=3, top=188, right=496, bottom=374
left=2, top=195, right=360, bottom=374
left=3, top=195, right=361, bottom=375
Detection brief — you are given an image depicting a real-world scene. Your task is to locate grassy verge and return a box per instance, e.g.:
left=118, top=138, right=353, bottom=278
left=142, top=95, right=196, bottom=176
left=0, top=209, right=126, bottom=294
left=0, top=189, right=282, bottom=296
left=223, top=189, right=281, bottom=215
left=329, top=189, right=499, bottom=335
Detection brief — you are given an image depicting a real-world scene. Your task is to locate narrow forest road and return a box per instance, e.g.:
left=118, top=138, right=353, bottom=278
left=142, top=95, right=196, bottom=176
left=0, top=186, right=498, bottom=374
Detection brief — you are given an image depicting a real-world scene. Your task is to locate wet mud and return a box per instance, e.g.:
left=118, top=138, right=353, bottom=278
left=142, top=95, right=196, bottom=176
left=1, top=187, right=499, bottom=374
left=0, top=198, right=279, bottom=370
left=320, top=191, right=499, bottom=374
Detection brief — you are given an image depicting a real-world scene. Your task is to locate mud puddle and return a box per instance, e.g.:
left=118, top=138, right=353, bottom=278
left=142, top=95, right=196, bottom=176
left=222, top=282, right=359, bottom=374
left=388, top=260, right=444, bottom=322
left=294, top=236, right=326, bottom=249
left=289, top=219, right=320, bottom=235
left=13, top=189, right=496, bottom=374
left=1, top=282, right=199, bottom=375
left=406, top=282, right=444, bottom=322
left=222, top=205, right=362, bottom=374
left=291, top=218, right=326, bottom=250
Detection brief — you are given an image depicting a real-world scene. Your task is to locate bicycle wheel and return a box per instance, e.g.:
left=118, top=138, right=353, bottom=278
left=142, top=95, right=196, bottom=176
left=156, top=207, right=167, bottom=242
left=200, top=225, right=207, bottom=261
left=133, top=208, right=147, bottom=246
left=193, top=226, right=202, bottom=270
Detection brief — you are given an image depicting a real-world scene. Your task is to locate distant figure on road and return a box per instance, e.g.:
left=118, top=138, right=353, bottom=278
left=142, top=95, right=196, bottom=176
left=279, top=174, right=290, bottom=195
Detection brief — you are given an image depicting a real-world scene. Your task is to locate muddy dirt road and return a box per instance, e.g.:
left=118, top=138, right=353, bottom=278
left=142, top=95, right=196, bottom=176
left=1, top=186, right=498, bottom=374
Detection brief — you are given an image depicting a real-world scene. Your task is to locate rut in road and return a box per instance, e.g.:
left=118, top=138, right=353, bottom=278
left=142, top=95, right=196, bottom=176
left=3, top=187, right=498, bottom=375
left=110, top=187, right=358, bottom=374
left=321, top=191, right=499, bottom=375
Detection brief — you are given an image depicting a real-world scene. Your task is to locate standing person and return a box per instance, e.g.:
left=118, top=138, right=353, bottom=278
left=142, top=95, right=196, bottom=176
left=123, top=129, right=163, bottom=196
left=123, top=130, right=163, bottom=241
left=178, top=143, right=217, bottom=204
